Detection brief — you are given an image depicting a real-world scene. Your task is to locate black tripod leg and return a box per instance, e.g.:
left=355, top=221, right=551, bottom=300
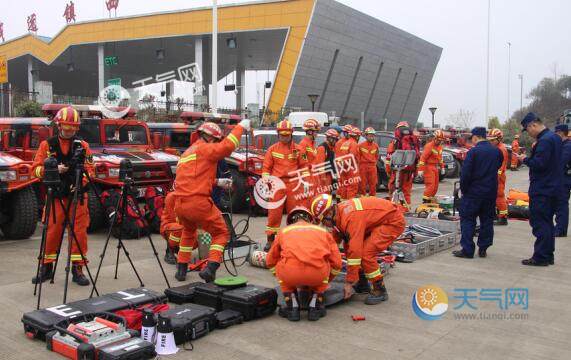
left=34, top=188, right=54, bottom=310
left=114, top=189, right=127, bottom=280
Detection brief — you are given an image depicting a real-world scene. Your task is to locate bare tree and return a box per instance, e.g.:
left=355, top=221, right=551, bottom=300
left=445, top=109, right=476, bottom=129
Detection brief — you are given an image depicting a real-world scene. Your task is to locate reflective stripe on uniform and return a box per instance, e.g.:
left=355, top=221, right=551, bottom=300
left=347, top=258, right=362, bottom=266
left=179, top=246, right=193, bottom=253
left=288, top=154, right=297, bottom=160
left=498, top=170, right=503, bottom=175
left=178, top=153, right=197, bottom=164
left=266, top=226, right=280, bottom=233
left=227, top=133, right=239, bottom=148
left=70, top=254, right=84, bottom=261
left=418, top=161, right=425, bottom=166
left=360, top=148, right=369, bottom=153
left=269, top=267, right=276, bottom=274
left=499, top=210, right=508, bottom=215
left=323, top=278, right=329, bottom=284
left=365, top=268, right=382, bottom=279
left=331, top=268, right=341, bottom=276
left=210, top=244, right=225, bottom=253
left=44, top=254, right=57, bottom=260
left=431, top=149, right=439, bottom=155
left=35, top=166, right=42, bottom=178
left=271, top=152, right=285, bottom=159
left=353, top=198, right=363, bottom=211
left=282, top=224, right=326, bottom=234
left=169, top=234, right=181, bottom=243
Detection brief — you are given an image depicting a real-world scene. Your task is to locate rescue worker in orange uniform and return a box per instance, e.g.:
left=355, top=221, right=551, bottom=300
left=418, top=130, right=446, bottom=203
left=31, top=106, right=94, bottom=286
left=262, top=120, right=309, bottom=251
left=160, top=191, right=183, bottom=265
left=173, top=119, right=250, bottom=282
left=315, top=129, right=339, bottom=195
left=386, top=121, right=420, bottom=207
left=336, top=126, right=361, bottom=200
left=511, top=134, right=521, bottom=170
left=311, top=194, right=405, bottom=305
left=358, top=127, right=379, bottom=196
left=298, top=119, right=321, bottom=206
left=488, top=129, right=509, bottom=226
left=266, top=207, right=342, bottom=321
left=334, top=124, right=352, bottom=154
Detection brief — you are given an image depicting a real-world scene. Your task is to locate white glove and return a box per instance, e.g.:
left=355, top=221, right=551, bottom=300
left=417, top=170, right=424, bottom=178
left=216, top=178, right=233, bottom=190
left=440, top=168, right=446, bottom=176
left=239, top=119, right=251, bottom=131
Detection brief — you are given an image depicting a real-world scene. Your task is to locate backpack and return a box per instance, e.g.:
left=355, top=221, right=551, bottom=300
left=101, top=189, right=150, bottom=239
left=144, top=186, right=165, bottom=233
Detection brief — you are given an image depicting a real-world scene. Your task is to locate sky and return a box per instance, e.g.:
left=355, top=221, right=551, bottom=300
left=1, top=0, right=570, bottom=126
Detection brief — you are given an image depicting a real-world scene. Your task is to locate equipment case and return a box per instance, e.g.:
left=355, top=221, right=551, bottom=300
left=221, top=285, right=277, bottom=321
left=164, top=282, right=203, bottom=304
left=98, top=337, right=156, bottom=360
left=159, top=304, right=216, bottom=345
left=22, top=287, right=166, bottom=340
left=192, top=283, right=229, bottom=311
left=215, top=309, right=244, bottom=329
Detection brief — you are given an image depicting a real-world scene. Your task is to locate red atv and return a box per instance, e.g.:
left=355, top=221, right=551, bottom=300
left=42, top=105, right=179, bottom=234
left=148, top=111, right=264, bottom=212
left=0, top=118, right=52, bottom=239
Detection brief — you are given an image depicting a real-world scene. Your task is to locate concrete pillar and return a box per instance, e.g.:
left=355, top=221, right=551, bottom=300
left=194, top=37, right=209, bottom=111
left=27, top=56, right=35, bottom=100
left=236, top=67, right=246, bottom=112
left=98, top=44, right=105, bottom=94
left=194, top=38, right=203, bottom=95
left=166, top=81, right=174, bottom=112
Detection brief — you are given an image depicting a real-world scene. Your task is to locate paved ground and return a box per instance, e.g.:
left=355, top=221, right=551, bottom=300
left=1, top=168, right=570, bottom=360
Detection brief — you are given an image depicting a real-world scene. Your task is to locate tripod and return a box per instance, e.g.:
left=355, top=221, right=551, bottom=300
left=33, top=157, right=99, bottom=309
left=89, top=160, right=170, bottom=298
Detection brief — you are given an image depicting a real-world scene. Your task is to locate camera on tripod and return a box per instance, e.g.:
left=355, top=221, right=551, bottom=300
left=67, top=140, right=87, bottom=174
left=43, top=157, right=61, bottom=187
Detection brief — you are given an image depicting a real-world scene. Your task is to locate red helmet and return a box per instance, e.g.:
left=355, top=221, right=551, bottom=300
left=310, top=194, right=334, bottom=221
left=487, top=128, right=503, bottom=141
left=198, top=122, right=223, bottom=140
left=302, top=119, right=320, bottom=132
left=342, top=124, right=352, bottom=133
left=350, top=127, right=361, bottom=137
left=55, top=106, right=81, bottom=129
left=277, top=120, right=293, bottom=134
left=286, top=206, right=313, bottom=225
left=396, top=121, right=409, bottom=129
left=325, top=129, right=340, bottom=139
left=433, top=129, right=445, bottom=141
left=364, top=127, right=376, bottom=135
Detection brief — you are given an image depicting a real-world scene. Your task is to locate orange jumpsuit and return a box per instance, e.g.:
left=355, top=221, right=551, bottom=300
left=336, top=197, right=405, bottom=283
left=418, top=140, right=444, bottom=201
left=335, top=138, right=360, bottom=200
left=315, top=142, right=336, bottom=195
left=173, top=125, right=244, bottom=264
left=266, top=221, right=342, bottom=294
left=358, top=140, right=379, bottom=196
left=511, top=139, right=520, bottom=169
left=496, top=143, right=509, bottom=219
left=298, top=136, right=319, bottom=206
left=160, top=192, right=184, bottom=249
left=262, top=141, right=309, bottom=235
left=32, top=137, right=94, bottom=265
left=386, top=141, right=415, bottom=205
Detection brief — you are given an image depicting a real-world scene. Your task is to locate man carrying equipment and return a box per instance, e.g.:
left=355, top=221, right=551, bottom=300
left=511, top=134, right=521, bottom=170
left=315, top=128, right=339, bottom=195
left=386, top=121, right=420, bottom=205
left=488, top=128, right=509, bottom=226
left=418, top=130, right=445, bottom=203
left=173, top=119, right=250, bottom=281
left=266, top=207, right=342, bottom=321
left=358, top=127, right=380, bottom=197
left=262, top=120, right=309, bottom=251
left=310, top=194, right=405, bottom=305
left=31, top=106, right=94, bottom=286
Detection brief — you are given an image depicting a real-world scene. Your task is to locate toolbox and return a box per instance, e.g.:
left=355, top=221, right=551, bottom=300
left=22, top=287, right=166, bottom=341
left=159, top=304, right=216, bottom=345
left=164, top=282, right=203, bottom=304
left=98, top=337, right=156, bottom=360
left=192, top=283, right=230, bottom=311
left=221, top=285, right=277, bottom=321
left=214, top=309, right=244, bottom=329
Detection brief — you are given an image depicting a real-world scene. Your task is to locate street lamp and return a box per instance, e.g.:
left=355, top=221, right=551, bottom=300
left=518, top=74, right=524, bottom=112
left=429, top=107, right=437, bottom=128
left=507, top=42, right=511, bottom=121
left=308, top=94, right=319, bottom=111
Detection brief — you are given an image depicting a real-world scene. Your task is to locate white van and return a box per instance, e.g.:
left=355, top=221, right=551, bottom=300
left=287, top=112, right=329, bottom=129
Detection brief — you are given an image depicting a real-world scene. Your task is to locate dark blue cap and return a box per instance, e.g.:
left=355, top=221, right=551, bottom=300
left=521, top=112, right=539, bottom=131
left=471, top=127, right=487, bottom=138
left=555, top=124, right=568, bottom=133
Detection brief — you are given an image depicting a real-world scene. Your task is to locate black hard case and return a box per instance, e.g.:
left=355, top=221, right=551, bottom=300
left=159, top=304, right=216, bottom=345
left=221, top=285, right=277, bottom=320
left=214, top=309, right=244, bottom=329
left=98, top=337, right=156, bottom=360
left=164, top=282, right=203, bottom=304
left=192, top=283, right=229, bottom=311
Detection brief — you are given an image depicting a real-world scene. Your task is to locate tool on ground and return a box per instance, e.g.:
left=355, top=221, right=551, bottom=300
left=214, top=275, right=248, bottom=289
left=351, top=315, right=366, bottom=321
left=141, top=309, right=156, bottom=343
left=154, top=314, right=178, bottom=355
left=390, top=150, right=417, bottom=209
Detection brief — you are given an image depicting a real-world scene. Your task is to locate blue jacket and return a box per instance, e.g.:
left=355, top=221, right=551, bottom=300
left=460, top=140, right=503, bottom=200
left=561, top=139, right=571, bottom=189
left=523, top=128, right=562, bottom=197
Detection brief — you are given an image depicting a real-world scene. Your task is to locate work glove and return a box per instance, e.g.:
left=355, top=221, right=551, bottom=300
left=216, top=178, right=233, bottom=190
left=239, top=119, right=251, bottom=131
left=440, top=168, right=446, bottom=176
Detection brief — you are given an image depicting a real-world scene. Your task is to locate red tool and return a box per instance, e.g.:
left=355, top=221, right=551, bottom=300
left=351, top=315, right=365, bottom=321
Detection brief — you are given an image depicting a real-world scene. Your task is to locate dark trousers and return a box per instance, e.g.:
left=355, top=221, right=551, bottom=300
left=529, top=195, right=557, bottom=263
left=554, top=187, right=570, bottom=236
left=459, top=197, right=496, bottom=256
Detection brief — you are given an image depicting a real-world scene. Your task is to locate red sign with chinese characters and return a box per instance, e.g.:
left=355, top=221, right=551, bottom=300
left=27, top=14, right=38, bottom=33
left=64, top=1, right=76, bottom=24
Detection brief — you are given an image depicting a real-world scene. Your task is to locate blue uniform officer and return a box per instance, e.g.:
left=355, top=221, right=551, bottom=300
left=554, top=124, right=571, bottom=237
left=521, top=113, right=562, bottom=266
left=453, top=127, right=502, bottom=259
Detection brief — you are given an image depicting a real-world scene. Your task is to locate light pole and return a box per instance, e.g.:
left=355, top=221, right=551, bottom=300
left=429, top=107, right=437, bottom=128
left=211, top=0, right=218, bottom=112
left=485, top=0, right=491, bottom=124
left=507, top=41, right=511, bottom=121
left=518, top=74, right=523, bottom=112
left=308, top=94, right=319, bottom=112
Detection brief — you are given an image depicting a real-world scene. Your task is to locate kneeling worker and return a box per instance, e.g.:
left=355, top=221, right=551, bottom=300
left=160, top=191, right=182, bottom=265
left=310, top=195, right=405, bottom=304
left=266, top=207, right=342, bottom=321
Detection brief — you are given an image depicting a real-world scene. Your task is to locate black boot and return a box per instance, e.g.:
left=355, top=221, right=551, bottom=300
left=32, top=263, right=53, bottom=284
left=353, top=271, right=370, bottom=294
left=365, top=280, right=388, bottom=305
left=308, top=293, right=326, bottom=321
left=263, top=234, right=275, bottom=252
left=175, top=263, right=187, bottom=281
left=493, top=217, right=508, bottom=226
left=72, top=265, right=90, bottom=286
left=164, top=248, right=177, bottom=265
left=280, top=292, right=300, bottom=321
left=199, top=262, right=220, bottom=283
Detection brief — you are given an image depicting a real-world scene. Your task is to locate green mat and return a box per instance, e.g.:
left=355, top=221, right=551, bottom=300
left=214, top=275, right=248, bottom=287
